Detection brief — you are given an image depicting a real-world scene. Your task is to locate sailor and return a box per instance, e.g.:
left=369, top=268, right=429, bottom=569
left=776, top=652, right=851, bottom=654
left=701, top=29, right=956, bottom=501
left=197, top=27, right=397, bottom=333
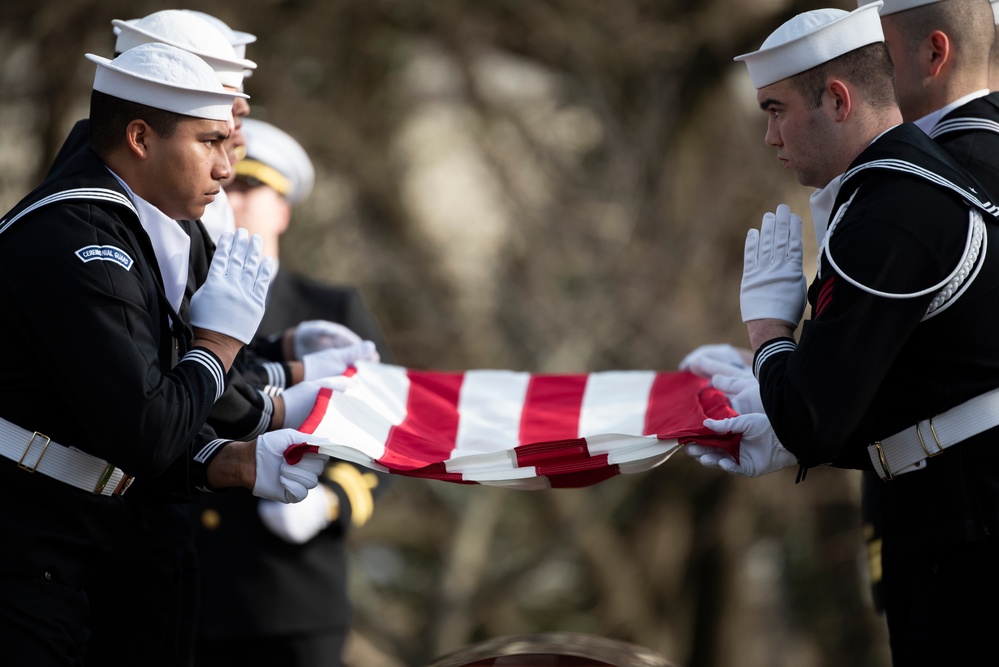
left=861, top=0, right=999, bottom=195
left=688, top=4, right=999, bottom=664
left=0, top=42, right=329, bottom=665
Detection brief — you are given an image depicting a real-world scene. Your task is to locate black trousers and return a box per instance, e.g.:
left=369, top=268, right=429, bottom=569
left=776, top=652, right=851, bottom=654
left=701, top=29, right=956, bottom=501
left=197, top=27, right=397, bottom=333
left=0, top=466, right=126, bottom=666
left=85, top=502, right=200, bottom=667
left=882, top=538, right=999, bottom=667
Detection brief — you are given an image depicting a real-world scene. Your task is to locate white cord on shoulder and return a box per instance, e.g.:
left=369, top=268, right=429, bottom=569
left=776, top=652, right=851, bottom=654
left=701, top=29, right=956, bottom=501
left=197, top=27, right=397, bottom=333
left=822, top=196, right=981, bottom=301
left=923, top=212, right=986, bottom=321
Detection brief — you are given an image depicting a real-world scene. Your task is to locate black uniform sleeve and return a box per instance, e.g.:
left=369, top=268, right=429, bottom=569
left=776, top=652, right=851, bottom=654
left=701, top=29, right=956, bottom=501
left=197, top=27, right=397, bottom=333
left=133, top=425, right=233, bottom=501
left=233, top=344, right=293, bottom=391
left=207, top=364, right=275, bottom=440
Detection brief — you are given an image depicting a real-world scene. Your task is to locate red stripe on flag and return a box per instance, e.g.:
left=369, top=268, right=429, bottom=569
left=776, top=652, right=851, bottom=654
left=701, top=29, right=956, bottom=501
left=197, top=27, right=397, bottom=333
left=535, top=452, right=610, bottom=477
left=644, top=371, right=707, bottom=435
left=515, top=438, right=590, bottom=466
left=380, top=370, right=464, bottom=470
left=645, top=370, right=741, bottom=460
left=514, top=438, right=618, bottom=486
left=519, top=374, right=588, bottom=444
left=299, top=387, right=333, bottom=435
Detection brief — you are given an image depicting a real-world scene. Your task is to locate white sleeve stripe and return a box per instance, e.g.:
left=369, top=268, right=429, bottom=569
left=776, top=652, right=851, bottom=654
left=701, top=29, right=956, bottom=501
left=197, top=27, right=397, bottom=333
left=180, top=349, right=225, bottom=401
left=194, top=438, right=229, bottom=464
left=262, top=362, right=286, bottom=389
left=754, top=340, right=797, bottom=378
left=246, top=391, right=274, bottom=438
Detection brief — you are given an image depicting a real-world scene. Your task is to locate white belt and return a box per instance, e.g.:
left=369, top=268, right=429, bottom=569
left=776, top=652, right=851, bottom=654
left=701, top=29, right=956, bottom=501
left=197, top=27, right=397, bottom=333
left=0, top=416, right=134, bottom=496
left=868, top=387, right=999, bottom=480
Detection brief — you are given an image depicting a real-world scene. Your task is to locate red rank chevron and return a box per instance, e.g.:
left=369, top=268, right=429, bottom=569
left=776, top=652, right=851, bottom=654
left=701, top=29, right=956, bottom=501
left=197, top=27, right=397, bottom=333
left=288, top=363, right=739, bottom=490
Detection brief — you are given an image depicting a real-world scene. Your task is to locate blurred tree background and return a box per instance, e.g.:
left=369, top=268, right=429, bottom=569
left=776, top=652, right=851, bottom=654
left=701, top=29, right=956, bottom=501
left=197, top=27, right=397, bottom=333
left=0, top=1, right=891, bottom=666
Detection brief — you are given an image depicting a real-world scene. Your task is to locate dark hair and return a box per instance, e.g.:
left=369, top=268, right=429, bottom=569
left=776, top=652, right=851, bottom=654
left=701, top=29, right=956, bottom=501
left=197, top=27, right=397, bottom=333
left=88, top=90, right=183, bottom=158
left=791, top=42, right=898, bottom=110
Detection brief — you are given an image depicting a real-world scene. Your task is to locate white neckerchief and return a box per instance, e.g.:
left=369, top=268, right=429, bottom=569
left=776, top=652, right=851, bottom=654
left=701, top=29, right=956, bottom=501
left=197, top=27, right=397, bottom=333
left=913, top=89, right=990, bottom=135
left=200, top=187, right=236, bottom=245
left=809, top=175, right=843, bottom=247
left=107, top=170, right=191, bottom=315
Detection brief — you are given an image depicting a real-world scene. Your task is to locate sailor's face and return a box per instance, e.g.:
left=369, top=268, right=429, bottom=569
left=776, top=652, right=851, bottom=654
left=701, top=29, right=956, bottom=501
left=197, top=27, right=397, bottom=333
left=145, top=117, right=233, bottom=220
left=757, top=77, right=837, bottom=189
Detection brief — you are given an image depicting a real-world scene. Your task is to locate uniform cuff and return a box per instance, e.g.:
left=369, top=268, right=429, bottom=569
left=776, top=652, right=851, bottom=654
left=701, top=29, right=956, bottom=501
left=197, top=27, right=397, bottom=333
left=753, top=337, right=797, bottom=379
left=180, top=347, right=226, bottom=400
left=193, top=438, right=231, bottom=492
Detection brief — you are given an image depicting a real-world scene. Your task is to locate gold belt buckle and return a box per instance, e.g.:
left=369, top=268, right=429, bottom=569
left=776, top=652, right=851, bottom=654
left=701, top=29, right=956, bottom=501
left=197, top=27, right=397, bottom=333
left=113, top=475, right=134, bottom=496
left=18, top=432, right=51, bottom=473
left=93, top=466, right=135, bottom=496
left=873, top=441, right=893, bottom=481
left=93, top=464, right=116, bottom=495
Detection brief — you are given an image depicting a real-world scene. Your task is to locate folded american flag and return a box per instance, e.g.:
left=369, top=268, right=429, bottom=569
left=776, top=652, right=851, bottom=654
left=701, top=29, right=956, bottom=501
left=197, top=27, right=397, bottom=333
left=288, top=362, right=740, bottom=489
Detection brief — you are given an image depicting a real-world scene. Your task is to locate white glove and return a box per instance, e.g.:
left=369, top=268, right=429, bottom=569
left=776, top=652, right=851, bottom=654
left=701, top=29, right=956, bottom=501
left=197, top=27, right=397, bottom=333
left=190, top=229, right=275, bottom=343
left=679, top=343, right=751, bottom=378
left=279, top=376, right=355, bottom=429
left=302, top=340, right=379, bottom=381
left=252, top=429, right=329, bottom=503
left=258, top=485, right=338, bottom=544
left=684, top=413, right=797, bottom=478
left=740, top=204, right=807, bottom=326
left=710, top=365, right=764, bottom=415
left=294, top=320, right=364, bottom=359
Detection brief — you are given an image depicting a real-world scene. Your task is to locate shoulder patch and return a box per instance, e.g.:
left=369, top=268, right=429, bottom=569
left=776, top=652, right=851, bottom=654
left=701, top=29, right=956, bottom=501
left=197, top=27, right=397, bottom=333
left=75, top=245, right=134, bottom=271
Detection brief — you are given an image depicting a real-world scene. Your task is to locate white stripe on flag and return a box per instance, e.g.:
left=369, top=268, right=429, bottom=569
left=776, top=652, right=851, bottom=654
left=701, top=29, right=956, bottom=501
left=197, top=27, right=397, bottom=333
left=353, top=361, right=411, bottom=422
left=315, top=362, right=411, bottom=461
left=454, top=370, right=531, bottom=457
left=578, top=371, right=657, bottom=438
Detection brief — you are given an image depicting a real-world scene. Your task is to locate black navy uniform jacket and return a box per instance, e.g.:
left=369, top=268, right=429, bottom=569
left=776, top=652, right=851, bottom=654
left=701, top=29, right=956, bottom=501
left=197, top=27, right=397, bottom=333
left=931, top=91, right=999, bottom=201
left=0, top=145, right=228, bottom=590
left=755, top=123, right=999, bottom=557
left=50, top=119, right=281, bottom=446
left=195, top=269, right=395, bottom=637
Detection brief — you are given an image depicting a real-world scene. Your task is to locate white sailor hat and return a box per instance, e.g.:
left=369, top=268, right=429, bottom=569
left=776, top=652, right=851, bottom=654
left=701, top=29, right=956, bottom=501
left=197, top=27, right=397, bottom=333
left=180, top=10, right=257, bottom=60
left=858, top=0, right=941, bottom=16
left=235, top=118, right=315, bottom=204
left=860, top=0, right=999, bottom=25
left=87, top=42, right=248, bottom=122
left=112, top=10, right=256, bottom=89
left=735, top=2, right=885, bottom=89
